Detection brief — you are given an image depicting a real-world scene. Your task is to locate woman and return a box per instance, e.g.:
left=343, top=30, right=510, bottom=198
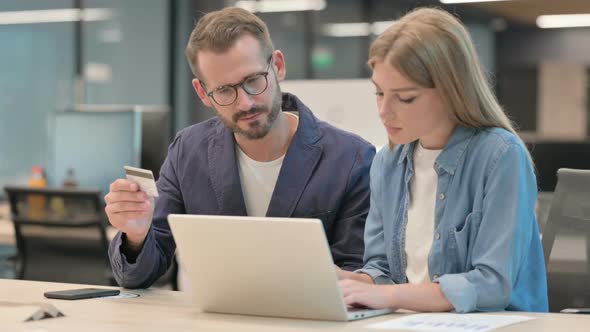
left=337, top=8, right=548, bottom=313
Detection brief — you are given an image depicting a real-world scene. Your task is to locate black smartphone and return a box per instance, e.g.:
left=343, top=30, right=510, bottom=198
left=561, top=308, right=590, bottom=314
left=44, top=288, right=120, bottom=300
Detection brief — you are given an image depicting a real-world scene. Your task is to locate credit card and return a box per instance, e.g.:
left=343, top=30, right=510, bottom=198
left=124, top=165, right=159, bottom=197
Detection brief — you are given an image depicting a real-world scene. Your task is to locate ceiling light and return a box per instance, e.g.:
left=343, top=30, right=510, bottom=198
left=371, top=21, right=396, bottom=35
left=0, top=8, right=111, bottom=25
left=440, top=0, right=511, bottom=4
left=537, top=14, right=590, bottom=29
left=322, top=21, right=396, bottom=37
left=322, top=23, right=370, bottom=37
left=235, top=0, right=326, bottom=13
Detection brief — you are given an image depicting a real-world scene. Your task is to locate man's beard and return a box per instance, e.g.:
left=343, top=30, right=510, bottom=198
left=216, top=85, right=282, bottom=140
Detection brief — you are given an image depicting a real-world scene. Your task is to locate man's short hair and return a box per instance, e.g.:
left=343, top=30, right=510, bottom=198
left=185, top=7, right=274, bottom=79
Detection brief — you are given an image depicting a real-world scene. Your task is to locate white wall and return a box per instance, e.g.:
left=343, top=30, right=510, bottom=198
left=537, top=63, right=588, bottom=139
left=281, top=79, right=386, bottom=148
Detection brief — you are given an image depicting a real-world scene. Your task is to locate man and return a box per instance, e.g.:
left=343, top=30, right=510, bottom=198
left=106, top=7, right=375, bottom=288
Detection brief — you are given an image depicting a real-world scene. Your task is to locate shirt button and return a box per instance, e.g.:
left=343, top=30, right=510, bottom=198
left=435, top=232, right=441, bottom=240
left=438, top=193, right=446, bottom=200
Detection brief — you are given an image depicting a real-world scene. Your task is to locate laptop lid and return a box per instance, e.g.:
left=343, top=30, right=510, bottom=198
left=168, top=214, right=353, bottom=321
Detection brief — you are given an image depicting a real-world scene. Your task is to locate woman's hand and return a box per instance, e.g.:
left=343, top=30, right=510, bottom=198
left=334, top=266, right=375, bottom=283
left=339, top=279, right=394, bottom=309
left=335, top=266, right=353, bottom=280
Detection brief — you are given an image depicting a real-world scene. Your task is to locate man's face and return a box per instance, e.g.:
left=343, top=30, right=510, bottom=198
left=193, top=35, right=286, bottom=140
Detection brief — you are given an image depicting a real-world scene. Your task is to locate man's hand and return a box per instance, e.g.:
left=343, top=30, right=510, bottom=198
left=339, top=279, right=394, bottom=309
left=104, top=179, right=154, bottom=249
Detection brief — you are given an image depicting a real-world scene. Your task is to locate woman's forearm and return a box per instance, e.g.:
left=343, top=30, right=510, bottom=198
left=389, top=283, right=454, bottom=312
left=337, top=269, right=375, bottom=284
left=351, top=272, right=374, bottom=284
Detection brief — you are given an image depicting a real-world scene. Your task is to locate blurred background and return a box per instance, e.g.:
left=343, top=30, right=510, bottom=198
left=0, top=0, right=589, bottom=312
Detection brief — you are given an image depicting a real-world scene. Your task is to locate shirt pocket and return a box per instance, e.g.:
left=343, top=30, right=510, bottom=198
left=450, top=211, right=483, bottom=272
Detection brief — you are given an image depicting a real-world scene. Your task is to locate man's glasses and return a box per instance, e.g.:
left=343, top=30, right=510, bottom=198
left=203, top=55, right=273, bottom=106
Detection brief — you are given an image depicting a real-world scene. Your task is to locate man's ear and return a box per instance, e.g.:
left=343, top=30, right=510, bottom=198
left=272, top=50, right=286, bottom=82
left=192, top=79, right=213, bottom=107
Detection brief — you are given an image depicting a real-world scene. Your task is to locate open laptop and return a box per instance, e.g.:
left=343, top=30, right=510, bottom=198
left=168, top=214, right=393, bottom=321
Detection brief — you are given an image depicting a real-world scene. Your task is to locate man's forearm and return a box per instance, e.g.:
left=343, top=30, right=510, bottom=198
left=121, top=233, right=146, bottom=263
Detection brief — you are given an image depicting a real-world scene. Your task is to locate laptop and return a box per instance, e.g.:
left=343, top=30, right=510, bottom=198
left=167, top=214, right=393, bottom=321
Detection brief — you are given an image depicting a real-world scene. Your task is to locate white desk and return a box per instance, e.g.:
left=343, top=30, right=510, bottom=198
left=2, top=279, right=590, bottom=332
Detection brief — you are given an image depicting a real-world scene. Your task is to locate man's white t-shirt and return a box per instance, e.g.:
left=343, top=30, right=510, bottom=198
left=236, top=147, right=285, bottom=217
left=236, top=112, right=299, bottom=217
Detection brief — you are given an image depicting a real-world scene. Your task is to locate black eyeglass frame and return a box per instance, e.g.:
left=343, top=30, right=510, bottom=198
left=202, top=55, right=274, bottom=106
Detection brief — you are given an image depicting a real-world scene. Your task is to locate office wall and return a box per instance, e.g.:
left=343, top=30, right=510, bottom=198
left=468, top=23, right=495, bottom=75
left=537, top=63, right=588, bottom=139
left=53, top=111, right=141, bottom=196
left=83, top=0, right=169, bottom=105
left=0, top=1, right=170, bottom=196
left=175, top=0, right=225, bottom=131
left=498, top=27, right=590, bottom=67
left=282, top=79, right=386, bottom=148
left=497, top=27, right=590, bottom=138
left=0, top=0, right=75, bottom=191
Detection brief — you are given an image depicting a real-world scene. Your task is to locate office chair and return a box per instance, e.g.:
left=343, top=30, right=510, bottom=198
left=541, top=168, right=590, bottom=313
left=3, top=186, right=114, bottom=285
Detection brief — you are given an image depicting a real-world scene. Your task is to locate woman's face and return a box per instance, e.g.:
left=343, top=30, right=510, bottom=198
left=371, top=60, right=455, bottom=149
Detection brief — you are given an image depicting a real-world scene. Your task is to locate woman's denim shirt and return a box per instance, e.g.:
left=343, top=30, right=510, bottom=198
left=358, top=126, right=548, bottom=313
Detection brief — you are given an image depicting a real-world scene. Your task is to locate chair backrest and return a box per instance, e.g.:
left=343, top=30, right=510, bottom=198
left=541, top=168, right=590, bottom=312
left=527, top=142, right=590, bottom=192
left=3, top=186, right=112, bottom=285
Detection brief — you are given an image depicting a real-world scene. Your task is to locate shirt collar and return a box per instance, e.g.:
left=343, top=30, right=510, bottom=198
left=398, top=126, right=477, bottom=175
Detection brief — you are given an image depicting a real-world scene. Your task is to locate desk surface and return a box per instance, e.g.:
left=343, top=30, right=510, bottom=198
left=1, top=279, right=589, bottom=332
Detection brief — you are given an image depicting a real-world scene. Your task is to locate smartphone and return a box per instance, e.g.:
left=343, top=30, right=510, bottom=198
left=44, top=288, right=120, bottom=300
left=561, top=308, right=590, bottom=314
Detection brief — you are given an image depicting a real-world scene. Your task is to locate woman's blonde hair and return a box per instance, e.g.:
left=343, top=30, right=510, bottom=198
left=369, top=8, right=521, bottom=142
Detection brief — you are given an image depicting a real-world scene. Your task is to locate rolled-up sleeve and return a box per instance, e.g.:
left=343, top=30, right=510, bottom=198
left=108, top=229, right=165, bottom=288
left=437, top=142, right=537, bottom=312
left=108, top=133, right=185, bottom=288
